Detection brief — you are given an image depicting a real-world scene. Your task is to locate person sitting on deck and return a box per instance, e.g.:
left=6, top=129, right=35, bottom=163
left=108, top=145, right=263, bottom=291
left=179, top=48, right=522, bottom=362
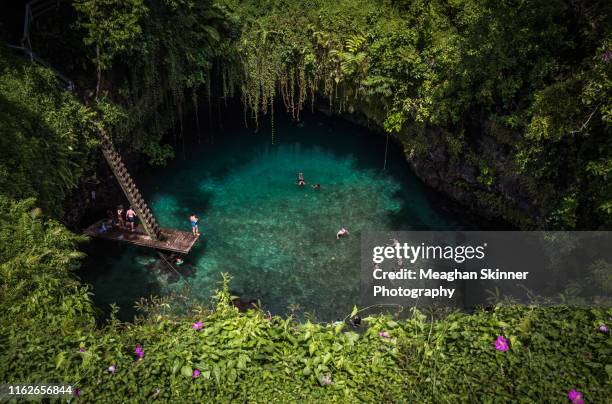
left=106, top=209, right=116, bottom=227
left=336, top=227, right=349, bottom=239
left=126, top=207, right=137, bottom=232
left=98, top=219, right=110, bottom=234
left=117, top=205, right=125, bottom=228
left=189, top=214, right=200, bottom=237
left=297, top=172, right=306, bottom=187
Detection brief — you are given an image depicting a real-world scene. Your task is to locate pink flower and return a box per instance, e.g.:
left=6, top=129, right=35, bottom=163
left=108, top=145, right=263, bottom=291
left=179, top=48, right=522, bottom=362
left=494, top=335, right=509, bottom=352
left=192, top=321, right=203, bottom=331
left=192, top=369, right=201, bottom=379
left=135, top=345, right=144, bottom=360
left=378, top=331, right=391, bottom=339
left=73, top=388, right=81, bottom=397
left=598, top=324, right=609, bottom=334
left=78, top=347, right=86, bottom=353
left=568, top=389, right=583, bottom=404
left=108, top=365, right=116, bottom=374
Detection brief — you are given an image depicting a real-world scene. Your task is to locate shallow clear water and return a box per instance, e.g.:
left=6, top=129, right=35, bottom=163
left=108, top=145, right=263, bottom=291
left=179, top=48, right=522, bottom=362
left=80, top=109, right=472, bottom=321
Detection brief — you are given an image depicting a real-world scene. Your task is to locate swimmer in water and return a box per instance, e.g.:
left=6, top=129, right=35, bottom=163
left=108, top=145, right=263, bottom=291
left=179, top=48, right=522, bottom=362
left=297, top=172, right=306, bottom=187
left=312, top=183, right=321, bottom=190
left=336, top=227, right=349, bottom=239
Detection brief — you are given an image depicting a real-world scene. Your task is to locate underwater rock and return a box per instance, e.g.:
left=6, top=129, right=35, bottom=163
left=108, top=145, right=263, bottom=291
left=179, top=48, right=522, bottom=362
left=231, top=294, right=259, bottom=312
left=135, top=256, right=157, bottom=266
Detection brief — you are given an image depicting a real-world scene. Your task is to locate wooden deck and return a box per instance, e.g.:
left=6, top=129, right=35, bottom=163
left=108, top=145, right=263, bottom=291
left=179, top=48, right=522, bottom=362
left=84, top=220, right=198, bottom=254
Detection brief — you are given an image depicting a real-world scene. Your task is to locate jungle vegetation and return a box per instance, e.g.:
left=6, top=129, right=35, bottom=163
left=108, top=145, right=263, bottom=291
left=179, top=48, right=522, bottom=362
left=0, top=0, right=611, bottom=401
left=3, top=0, right=610, bottom=229
left=215, top=0, right=612, bottom=229
left=0, top=197, right=610, bottom=401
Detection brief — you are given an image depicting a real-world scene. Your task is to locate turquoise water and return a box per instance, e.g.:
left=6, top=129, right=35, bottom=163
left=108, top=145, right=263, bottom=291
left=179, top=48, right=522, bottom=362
left=80, top=109, right=472, bottom=321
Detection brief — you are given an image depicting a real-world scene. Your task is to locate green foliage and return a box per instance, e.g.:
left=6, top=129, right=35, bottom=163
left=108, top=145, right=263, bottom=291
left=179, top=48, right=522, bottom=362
left=0, top=198, right=610, bottom=401
left=217, top=0, right=611, bottom=229
left=0, top=196, right=95, bottom=358
left=383, top=110, right=406, bottom=134
left=2, top=5, right=610, bottom=399
left=0, top=51, right=99, bottom=216
left=548, top=192, right=579, bottom=229
left=473, top=190, right=534, bottom=229
left=52, top=0, right=612, bottom=228
left=142, top=140, right=175, bottom=166
left=73, top=0, right=225, bottom=163
left=477, top=164, right=495, bottom=188
left=74, top=0, right=148, bottom=72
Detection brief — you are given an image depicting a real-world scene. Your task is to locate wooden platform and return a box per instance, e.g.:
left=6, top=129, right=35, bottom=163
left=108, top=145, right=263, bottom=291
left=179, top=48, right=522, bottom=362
left=84, top=220, right=198, bottom=254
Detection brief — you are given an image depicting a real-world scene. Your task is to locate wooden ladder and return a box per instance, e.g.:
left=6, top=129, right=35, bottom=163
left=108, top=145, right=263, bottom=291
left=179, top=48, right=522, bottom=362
left=98, top=129, right=163, bottom=240
left=13, top=0, right=170, bottom=245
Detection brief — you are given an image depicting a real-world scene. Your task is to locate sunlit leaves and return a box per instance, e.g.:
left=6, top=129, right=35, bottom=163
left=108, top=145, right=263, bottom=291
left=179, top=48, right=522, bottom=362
left=74, top=0, right=148, bottom=71
left=0, top=53, right=99, bottom=216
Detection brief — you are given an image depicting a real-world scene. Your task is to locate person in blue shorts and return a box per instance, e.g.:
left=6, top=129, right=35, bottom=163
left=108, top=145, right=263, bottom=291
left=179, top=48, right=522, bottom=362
left=189, top=214, right=200, bottom=237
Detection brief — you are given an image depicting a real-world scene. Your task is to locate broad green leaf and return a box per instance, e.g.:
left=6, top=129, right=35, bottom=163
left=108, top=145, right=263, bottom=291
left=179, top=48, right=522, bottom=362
left=181, top=365, right=193, bottom=378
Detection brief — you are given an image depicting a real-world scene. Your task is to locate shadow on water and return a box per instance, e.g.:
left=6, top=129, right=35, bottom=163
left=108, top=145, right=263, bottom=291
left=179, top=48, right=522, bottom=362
left=79, top=240, right=163, bottom=320
left=80, top=103, right=503, bottom=322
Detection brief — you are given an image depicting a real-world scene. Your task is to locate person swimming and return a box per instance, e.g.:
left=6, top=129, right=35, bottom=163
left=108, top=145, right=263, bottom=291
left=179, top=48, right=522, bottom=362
left=106, top=209, right=117, bottom=227
left=98, top=220, right=110, bottom=234
left=312, top=183, right=321, bottom=190
left=297, top=172, right=306, bottom=187
left=350, top=314, right=362, bottom=327
left=336, top=227, right=349, bottom=239
left=189, top=214, right=200, bottom=237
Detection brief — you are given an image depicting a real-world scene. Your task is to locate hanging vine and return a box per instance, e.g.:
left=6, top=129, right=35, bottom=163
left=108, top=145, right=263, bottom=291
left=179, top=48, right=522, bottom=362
left=271, top=94, right=275, bottom=145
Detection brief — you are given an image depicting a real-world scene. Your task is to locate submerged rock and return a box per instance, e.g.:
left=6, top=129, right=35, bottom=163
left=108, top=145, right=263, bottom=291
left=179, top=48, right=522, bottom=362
left=135, top=256, right=157, bottom=266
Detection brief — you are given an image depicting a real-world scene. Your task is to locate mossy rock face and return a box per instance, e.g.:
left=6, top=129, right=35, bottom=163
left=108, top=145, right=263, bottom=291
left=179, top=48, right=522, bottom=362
left=322, top=95, right=537, bottom=227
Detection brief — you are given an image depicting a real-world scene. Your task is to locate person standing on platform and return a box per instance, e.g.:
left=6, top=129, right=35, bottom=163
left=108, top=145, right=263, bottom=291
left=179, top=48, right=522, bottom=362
left=126, top=207, right=137, bottom=232
left=189, top=214, right=200, bottom=237
left=117, top=205, right=125, bottom=228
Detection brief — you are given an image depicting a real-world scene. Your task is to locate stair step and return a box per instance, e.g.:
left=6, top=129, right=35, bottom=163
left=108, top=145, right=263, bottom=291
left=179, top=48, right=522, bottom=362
left=98, top=129, right=160, bottom=240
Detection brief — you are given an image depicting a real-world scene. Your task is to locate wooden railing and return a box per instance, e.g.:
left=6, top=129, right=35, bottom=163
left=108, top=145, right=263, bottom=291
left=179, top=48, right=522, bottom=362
left=8, top=0, right=74, bottom=91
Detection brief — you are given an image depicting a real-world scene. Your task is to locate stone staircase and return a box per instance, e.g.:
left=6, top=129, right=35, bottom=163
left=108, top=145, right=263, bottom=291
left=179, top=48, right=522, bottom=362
left=98, top=129, right=163, bottom=240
